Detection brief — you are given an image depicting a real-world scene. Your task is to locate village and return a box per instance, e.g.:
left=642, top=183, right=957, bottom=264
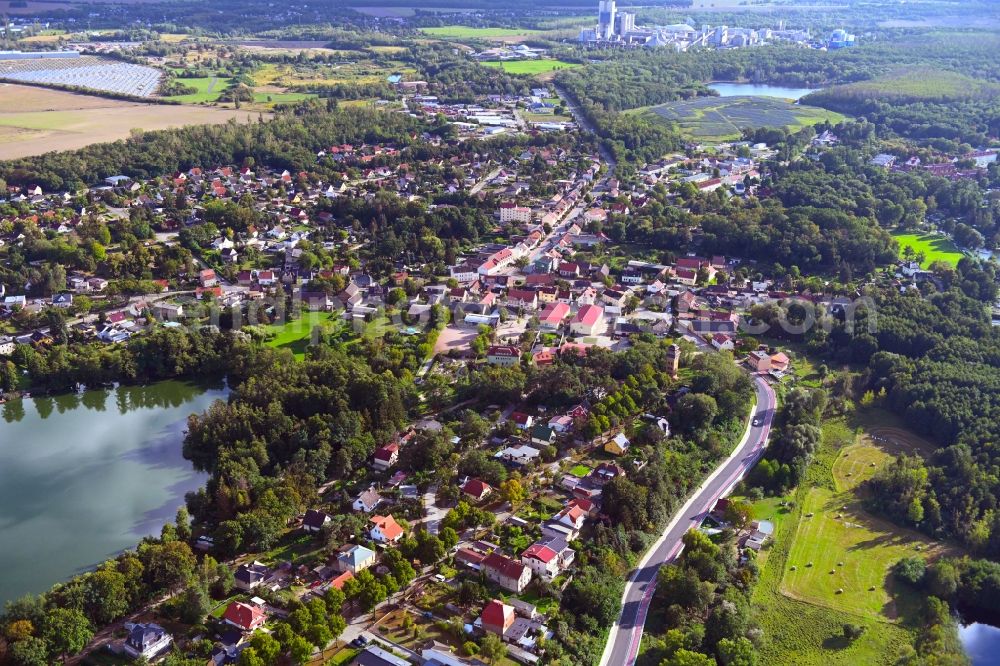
left=0, top=67, right=980, bottom=666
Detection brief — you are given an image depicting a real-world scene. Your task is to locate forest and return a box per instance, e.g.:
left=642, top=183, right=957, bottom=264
left=807, top=285, right=1000, bottom=555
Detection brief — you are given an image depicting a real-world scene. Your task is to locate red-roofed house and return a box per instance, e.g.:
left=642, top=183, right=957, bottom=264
left=711, top=334, right=734, bottom=351
left=558, top=262, right=580, bottom=278
left=222, top=602, right=266, bottom=632
left=570, top=304, right=605, bottom=337
left=538, top=302, right=570, bottom=331
left=486, top=345, right=520, bottom=367
left=770, top=352, right=790, bottom=372
left=372, top=443, right=399, bottom=471
left=331, top=570, right=354, bottom=591
left=506, top=288, right=538, bottom=310
left=482, top=553, right=532, bottom=593
left=369, top=515, right=404, bottom=544
left=462, top=478, right=493, bottom=502
left=480, top=600, right=515, bottom=636
left=510, top=411, right=534, bottom=430
left=521, top=536, right=575, bottom=580
left=199, top=269, right=218, bottom=287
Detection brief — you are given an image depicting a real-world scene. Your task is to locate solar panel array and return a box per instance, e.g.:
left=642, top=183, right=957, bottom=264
left=0, top=55, right=163, bottom=97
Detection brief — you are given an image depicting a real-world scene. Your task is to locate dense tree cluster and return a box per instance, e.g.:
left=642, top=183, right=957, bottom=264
left=747, top=388, right=825, bottom=493
left=644, top=530, right=758, bottom=666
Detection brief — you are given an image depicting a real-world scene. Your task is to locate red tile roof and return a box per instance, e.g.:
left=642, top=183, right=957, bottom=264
left=370, top=514, right=404, bottom=541
left=462, top=478, right=492, bottom=499
left=573, top=304, right=603, bottom=326
left=223, top=602, right=265, bottom=631
left=481, top=599, right=514, bottom=631
left=483, top=553, right=527, bottom=580
left=522, top=543, right=558, bottom=564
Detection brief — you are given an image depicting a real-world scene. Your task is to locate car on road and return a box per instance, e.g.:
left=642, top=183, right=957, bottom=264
left=350, top=636, right=369, bottom=648
left=752, top=417, right=763, bottom=427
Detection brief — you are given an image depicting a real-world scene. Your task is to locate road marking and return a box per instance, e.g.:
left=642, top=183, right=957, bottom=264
left=599, top=379, right=775, bottom=666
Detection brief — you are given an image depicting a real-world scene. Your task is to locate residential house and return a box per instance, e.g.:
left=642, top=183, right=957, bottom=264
left=769, top=352, right=789, bottom=373
left=480, top=599, right=516, bottom=637
left=302, top=509, right=331, bottom=533
left=234, top=562, right=271, bottom=592
left=506, top=288, right=538, bottom=311
left=336, top=545, right=377, bottom=574
left=529, top=424, right=556, bottom=446
left=369, top=514, right=405, bottom=544
left=510, top=411, right=534, bottom=430
left=353, top=646, right=411, bottom=666
left=570, top=304, right=605, bottom=337
left=199, top=269, right=218, bottom=287
left=538, top=301, right=570, bottom=331
left=353, top=488, right=383, bottom=513
left=521, top=536, right=575, bottom=581
left=482, top=553, right=532, bottom=593
left=222, top=602, right=266, bottom=632
left=604, top=432, right=631, bottom=456
left=747, top=350, right=771, bottom=373
left=331, top=570, right=354, bottom=591
left=486, top=345, right=520, bottom=367
left=372, top=443, right=399, bottom=471
left=543, top=503, right=588, bottom=540
left=496, top=443, right=541, bottom=467
left=122, top=623, right=172, bottom=661
left=461, top=478, right=493, bottom=502
left=711, top=334, right=735, bottom=351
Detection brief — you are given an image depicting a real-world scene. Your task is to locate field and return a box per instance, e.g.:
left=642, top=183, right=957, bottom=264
left=637, top=95, right=845, bottom=142
left=804, top=67, right=1000, bottom=105
left=261, top=312, right=342, bottom=360
left=480, top=59, right=579, bottom=76
left=0, top=84, right=261, bottom=160
left=749, top=415, right=953, bottom=665
left=892, top=231, right=965, bottom=267
left=420, top=26, right=545, bottom=41
left=161, top=59, right=412, bottom=108
left=163, top=75, right=233, bottom=103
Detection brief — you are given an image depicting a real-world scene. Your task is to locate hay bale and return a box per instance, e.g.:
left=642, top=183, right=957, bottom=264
left=869, top=586, right=876, bottom=591
left=836, top=588, right=844, bottom=594
left=829, top=569, right=836, bottom=574
left=806, top=562, right=813, bottom=567
left=790, top=565, right=797, bottom=571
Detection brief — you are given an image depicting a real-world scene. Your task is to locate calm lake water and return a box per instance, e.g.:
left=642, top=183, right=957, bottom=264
left=709, top=82, right=818, bottom=100
left=959, top=621, right=1000, bottom=665
left=0, top=380, right=227, bottom=606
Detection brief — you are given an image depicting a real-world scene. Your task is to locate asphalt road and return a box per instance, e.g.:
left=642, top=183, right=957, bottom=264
left=600, top=375, right=777, bottom=666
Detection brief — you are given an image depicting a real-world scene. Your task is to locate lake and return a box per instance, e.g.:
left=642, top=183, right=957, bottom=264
left=709, top=82, right=818, bottom=101
left=960, top=621, right=1000, bottom=665
left=0, top=380, right=227, bottom=606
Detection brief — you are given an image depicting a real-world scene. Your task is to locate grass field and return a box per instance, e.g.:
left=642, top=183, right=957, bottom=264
left=891, top=231, right=965, bottom=268
left=636, top=95, right=845, bottom=142
left=0, top=83, right=260, bottom=160
left=569, top=464, right=591, bottom=478
left=163, top=75, right=233, bottom=103
left=749, top=414, right=951, bottom=665
left=480, top=59, right=580, bottom=76
left=262, top=312, right=342, bottom=360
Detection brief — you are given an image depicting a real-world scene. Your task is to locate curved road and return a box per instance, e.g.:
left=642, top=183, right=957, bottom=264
left=600, top=375, right=776, bottom=666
